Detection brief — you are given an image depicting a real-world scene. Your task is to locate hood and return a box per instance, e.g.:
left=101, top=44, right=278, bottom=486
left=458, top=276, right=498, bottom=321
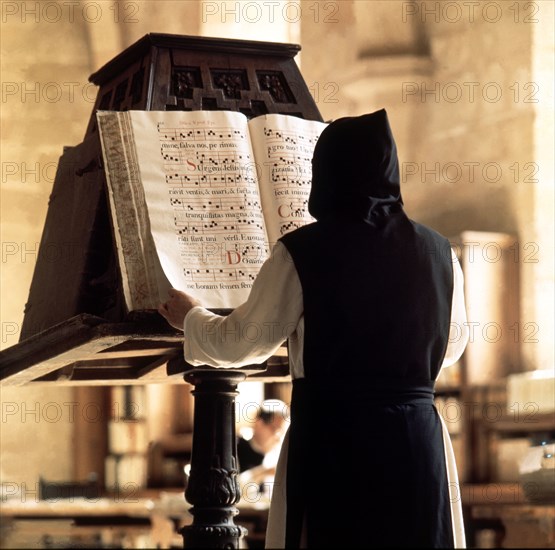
left=308, top=109, right=403, bottom=224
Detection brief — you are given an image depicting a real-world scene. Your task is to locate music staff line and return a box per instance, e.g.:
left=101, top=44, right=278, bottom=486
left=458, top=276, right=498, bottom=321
left=271, top=172, right=311, bottom=185
left=280, top=220, right=305, bottom=235
left=166, top=173, right=253, bottom=187
left=183, top=267, right=258, bottom=283
left=158, top=126, right=247, bottom=142
left=179, top=243, right=267, bottom=258
left=170, top=196, right=262, bottom=212
left=162, top=148, right=311, bottom=169
left=266, top=152, right=312, bottom=165
left=162, top=150, right=251, bottom=165
left=165, top=168, right=310, bottom=187
left=175, top=218, right=265, bottom=235
left=262, top=127, right=320, bottom=146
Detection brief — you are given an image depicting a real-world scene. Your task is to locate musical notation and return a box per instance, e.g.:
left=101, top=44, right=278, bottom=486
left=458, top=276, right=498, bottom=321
left=271, top=171, right=311, bottom=185
left=269, top=153, right=312, bottom=166
left=280, top=221, right=304, bottom=235
left=151, top=117, right=322, bottom=293
left=167, top=173, right=250, bottom=187
left=175, top=220, right=220, bottom=235
left=236, top=218, right=264, bottom=229
left=159, top=127, right=246, bottom=142
left=174, top=217, right=264, bottom=235
left=162, top=150, right=250, bottom=168
left=241, top=244, right=266, bottom=258
left=257, top=123, right=319, bottom=234
left=169, top=197, right=261, bottom=212
left=183, top=267, right=259, bottom=282
left=194, top=151, right=250, bottom=167
left=263, top=127, right=319, bottom=147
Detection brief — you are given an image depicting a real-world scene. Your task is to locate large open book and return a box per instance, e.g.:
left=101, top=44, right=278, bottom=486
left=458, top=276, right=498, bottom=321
left=97, top=110, right=327, bottom=310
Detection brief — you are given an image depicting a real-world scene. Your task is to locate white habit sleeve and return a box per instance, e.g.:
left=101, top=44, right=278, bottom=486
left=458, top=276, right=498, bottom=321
left=183, top=242, right=303, bottom=367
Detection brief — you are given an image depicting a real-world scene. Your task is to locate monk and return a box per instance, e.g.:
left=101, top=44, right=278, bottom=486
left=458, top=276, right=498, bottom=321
left=159, top=109, right=469, bottom=548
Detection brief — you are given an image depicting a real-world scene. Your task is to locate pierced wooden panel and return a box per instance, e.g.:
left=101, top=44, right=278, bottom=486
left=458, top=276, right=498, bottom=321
left=173, top=67, right=203, bottom=99
left=256, top=70, right=295, bottom=103
left=211, top=69, right=250, bottom=99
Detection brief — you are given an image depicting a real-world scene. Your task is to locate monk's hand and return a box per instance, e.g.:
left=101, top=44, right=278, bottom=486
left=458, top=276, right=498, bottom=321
left=158, top=288, right=202, bottom=331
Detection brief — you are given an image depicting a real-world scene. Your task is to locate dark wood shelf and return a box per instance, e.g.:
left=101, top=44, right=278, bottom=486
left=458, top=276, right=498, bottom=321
left=485, top=413, right=555, bottom=434
left=0, top=313, right=290, bottom=386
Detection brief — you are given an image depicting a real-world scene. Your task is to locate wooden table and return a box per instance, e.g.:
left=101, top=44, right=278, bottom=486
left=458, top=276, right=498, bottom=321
left=0, top=491, right=271, bottom=549
left=462, top=483, right=555, bottom=548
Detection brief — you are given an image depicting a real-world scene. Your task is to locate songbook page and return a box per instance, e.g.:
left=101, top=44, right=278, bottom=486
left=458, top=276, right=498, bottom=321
left=248, top=114, right=327, bottom=246
left=129, top=110, right=268, bottom=309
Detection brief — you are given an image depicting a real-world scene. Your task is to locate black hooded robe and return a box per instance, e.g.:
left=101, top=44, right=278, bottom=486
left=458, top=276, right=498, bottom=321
left=278, top=110, right=456, bottom=548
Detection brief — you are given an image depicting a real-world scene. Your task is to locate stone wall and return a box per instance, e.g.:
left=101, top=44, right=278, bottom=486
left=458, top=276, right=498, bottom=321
left=2, top=1, right=97, bottom=488
left=300, top=0, right=553, bottom=371
left=0, top=0, right=203, bottom=489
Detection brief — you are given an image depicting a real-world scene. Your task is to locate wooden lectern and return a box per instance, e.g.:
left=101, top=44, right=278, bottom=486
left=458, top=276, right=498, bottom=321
left=0, top=34, right=322, bottom=548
